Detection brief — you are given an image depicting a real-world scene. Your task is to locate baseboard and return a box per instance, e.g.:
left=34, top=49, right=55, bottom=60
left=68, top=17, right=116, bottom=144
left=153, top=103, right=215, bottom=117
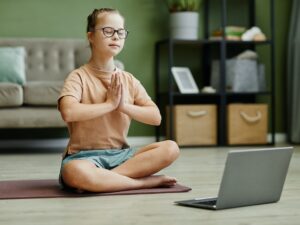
left=268, top=133, right=286, bottom=143
left=127, top=137, right=156, bottom=147
left=0, top=138, right=69, bottom=149
left=0, top=137, right=156, bottom=149
left=0, top=133, right=287, bottom=149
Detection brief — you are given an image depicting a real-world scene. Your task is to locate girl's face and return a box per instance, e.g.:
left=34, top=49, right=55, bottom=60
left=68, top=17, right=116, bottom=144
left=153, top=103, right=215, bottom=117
left=88, top=13, right=126, bottom=58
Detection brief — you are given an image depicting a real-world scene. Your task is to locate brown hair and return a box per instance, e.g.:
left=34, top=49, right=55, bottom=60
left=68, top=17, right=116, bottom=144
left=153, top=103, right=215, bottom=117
left=86, top=8, right=122, bottom=32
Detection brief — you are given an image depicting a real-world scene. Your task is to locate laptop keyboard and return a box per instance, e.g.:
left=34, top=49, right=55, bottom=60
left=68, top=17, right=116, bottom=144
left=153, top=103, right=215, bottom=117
left=194, top=199, right=217, bottom=206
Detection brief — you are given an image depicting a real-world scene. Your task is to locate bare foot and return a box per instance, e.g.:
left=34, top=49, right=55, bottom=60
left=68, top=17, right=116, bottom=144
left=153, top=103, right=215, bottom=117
left=138, top=175, right=177, bottom=189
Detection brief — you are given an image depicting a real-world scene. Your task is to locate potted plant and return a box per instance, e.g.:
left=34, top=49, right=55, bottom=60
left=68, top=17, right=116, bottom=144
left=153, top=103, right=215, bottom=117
left=165, top=0, right=203, bottom=40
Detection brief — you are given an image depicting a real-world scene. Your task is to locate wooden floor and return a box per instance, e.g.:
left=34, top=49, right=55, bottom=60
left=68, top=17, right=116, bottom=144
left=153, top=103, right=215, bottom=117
left=0, top=144, right=299, bottom=225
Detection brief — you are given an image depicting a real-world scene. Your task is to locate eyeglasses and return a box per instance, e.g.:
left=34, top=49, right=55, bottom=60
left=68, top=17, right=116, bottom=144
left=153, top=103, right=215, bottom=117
left=94, top=27, right=129, bottom=39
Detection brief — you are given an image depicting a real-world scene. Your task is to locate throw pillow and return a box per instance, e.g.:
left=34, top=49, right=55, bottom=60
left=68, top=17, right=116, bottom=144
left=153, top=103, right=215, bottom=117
left=0, top=47, right=26, bottom=85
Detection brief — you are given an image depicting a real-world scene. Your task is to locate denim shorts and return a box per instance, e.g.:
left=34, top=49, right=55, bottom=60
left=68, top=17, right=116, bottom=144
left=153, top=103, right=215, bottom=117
left=59, top=148, right=136, bottom=190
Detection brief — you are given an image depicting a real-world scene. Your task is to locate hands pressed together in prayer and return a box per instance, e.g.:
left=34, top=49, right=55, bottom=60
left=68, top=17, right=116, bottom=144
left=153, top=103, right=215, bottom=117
left=106, top=71, right=126, bottom=112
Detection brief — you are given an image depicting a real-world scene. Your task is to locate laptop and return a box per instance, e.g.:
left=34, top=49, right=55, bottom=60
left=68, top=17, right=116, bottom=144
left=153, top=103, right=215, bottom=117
left=175, top=147, right=294, bottom=210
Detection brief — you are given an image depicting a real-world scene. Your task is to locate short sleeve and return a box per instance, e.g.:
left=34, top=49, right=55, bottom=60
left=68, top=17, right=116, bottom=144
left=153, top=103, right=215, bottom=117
left=133, top=78, right=152, bottom=106
left=57, top=71, right=83, bottom=109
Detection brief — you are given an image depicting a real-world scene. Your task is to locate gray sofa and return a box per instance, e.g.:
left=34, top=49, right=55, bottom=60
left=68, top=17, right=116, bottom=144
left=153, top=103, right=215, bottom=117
left=0, top=38, right=90, bottom=128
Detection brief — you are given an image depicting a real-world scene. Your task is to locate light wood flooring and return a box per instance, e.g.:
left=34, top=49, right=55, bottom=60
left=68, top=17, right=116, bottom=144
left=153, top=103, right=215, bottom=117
left=0, top=144, right=299, bottom=225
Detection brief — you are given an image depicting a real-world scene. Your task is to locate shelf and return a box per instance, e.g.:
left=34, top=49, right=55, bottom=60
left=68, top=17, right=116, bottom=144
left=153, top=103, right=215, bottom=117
left=172, top=92, right=219, bottom=97
left=224, top=40, right=272, bottom=45
left=226, top=91, right=272, bottom=96
left=158, top=92, right=220, bottom=98
left=156, top=39, right=213, bottom=45
left=155, top=0, right=275, bottom=146
left=156, top=39, right=272, bottom=46
left=159, top=91, right=271, bottom=97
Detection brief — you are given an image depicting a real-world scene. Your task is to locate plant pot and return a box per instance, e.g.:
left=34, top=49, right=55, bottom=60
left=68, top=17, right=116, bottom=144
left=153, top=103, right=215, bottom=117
left=170, top=12, right=199, bottom=40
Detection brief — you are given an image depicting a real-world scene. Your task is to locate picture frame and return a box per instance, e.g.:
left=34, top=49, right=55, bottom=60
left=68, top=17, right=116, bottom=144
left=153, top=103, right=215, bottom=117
left=171, top=67, right=199, bottom=94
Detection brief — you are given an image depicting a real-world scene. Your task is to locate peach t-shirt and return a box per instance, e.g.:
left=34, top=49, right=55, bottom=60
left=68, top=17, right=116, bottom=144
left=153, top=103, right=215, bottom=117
left=58, top=64, right=152, bottom=156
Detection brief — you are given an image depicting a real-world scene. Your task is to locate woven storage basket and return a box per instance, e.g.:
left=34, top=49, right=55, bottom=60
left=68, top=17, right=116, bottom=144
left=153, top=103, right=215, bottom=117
left=167, top=105, right=217, bottom=145
left=227, top=104, right=268, bottom=145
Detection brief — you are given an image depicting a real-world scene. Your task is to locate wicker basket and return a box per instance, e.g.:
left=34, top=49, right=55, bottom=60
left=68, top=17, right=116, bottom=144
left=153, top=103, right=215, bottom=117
left=167, top=105, right=217, bottom=145
left=227, top=104, right=268, bottom=145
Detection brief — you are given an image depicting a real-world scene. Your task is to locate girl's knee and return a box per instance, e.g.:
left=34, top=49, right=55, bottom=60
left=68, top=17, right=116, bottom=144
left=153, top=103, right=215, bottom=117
left=62, top=160, right=96, bottom=189
left=162, top=140, right=180, bottom=162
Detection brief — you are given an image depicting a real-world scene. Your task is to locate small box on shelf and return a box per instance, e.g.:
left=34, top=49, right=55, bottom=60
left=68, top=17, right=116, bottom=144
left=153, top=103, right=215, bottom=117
left=227, top=104, right=268, bottom=145
left=166, top=104, right=217, bottom=146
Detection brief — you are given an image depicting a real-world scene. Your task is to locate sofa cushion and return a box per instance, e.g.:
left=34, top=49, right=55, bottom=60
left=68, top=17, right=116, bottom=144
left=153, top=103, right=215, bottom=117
left=0, top=82, right=23, bottom=107
left=0, top=39, right=90, bottom=81
left=0, top=47, right=26, bottom=85
left=23, top=81, right=63, bottom=106
left=0, top=107, right=66, bottom=128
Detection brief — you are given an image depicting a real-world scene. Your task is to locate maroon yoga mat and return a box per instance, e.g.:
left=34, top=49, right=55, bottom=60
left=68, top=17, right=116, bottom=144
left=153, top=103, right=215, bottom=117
left=0, top=179, right=191, bottom=200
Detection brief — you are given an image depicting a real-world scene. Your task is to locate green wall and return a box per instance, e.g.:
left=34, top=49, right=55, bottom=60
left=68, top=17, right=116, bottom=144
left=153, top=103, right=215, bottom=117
left=0, top=0, right=169, bottom=137
left=256, top=0, right=292, bottom=133
left=0, top=0, right=292, bottom=137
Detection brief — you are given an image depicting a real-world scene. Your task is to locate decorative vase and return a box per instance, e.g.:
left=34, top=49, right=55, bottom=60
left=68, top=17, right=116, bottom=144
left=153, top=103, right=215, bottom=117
left=170, top=12, right=199, bottom=40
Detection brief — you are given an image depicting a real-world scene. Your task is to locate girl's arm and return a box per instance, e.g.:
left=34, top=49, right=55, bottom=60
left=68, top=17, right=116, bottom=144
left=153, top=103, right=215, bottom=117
left=117, top=84, right=161, bottom=126
left=59, top=73, right=121, bottom=122
left=59, top=96, right=116, bottom=122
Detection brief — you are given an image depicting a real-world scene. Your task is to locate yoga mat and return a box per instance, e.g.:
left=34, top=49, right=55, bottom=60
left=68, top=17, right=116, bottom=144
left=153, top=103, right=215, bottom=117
left=0, top=179, right=191, bottom=200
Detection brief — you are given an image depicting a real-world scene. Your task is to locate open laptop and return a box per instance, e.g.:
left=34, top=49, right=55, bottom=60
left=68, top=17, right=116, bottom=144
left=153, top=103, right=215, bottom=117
left=175, top=147, right=294, bottom=210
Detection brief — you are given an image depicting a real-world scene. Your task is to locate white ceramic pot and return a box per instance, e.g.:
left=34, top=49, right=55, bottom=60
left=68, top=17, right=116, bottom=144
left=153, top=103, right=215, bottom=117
left=170, top=12, right=199, bottom=40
